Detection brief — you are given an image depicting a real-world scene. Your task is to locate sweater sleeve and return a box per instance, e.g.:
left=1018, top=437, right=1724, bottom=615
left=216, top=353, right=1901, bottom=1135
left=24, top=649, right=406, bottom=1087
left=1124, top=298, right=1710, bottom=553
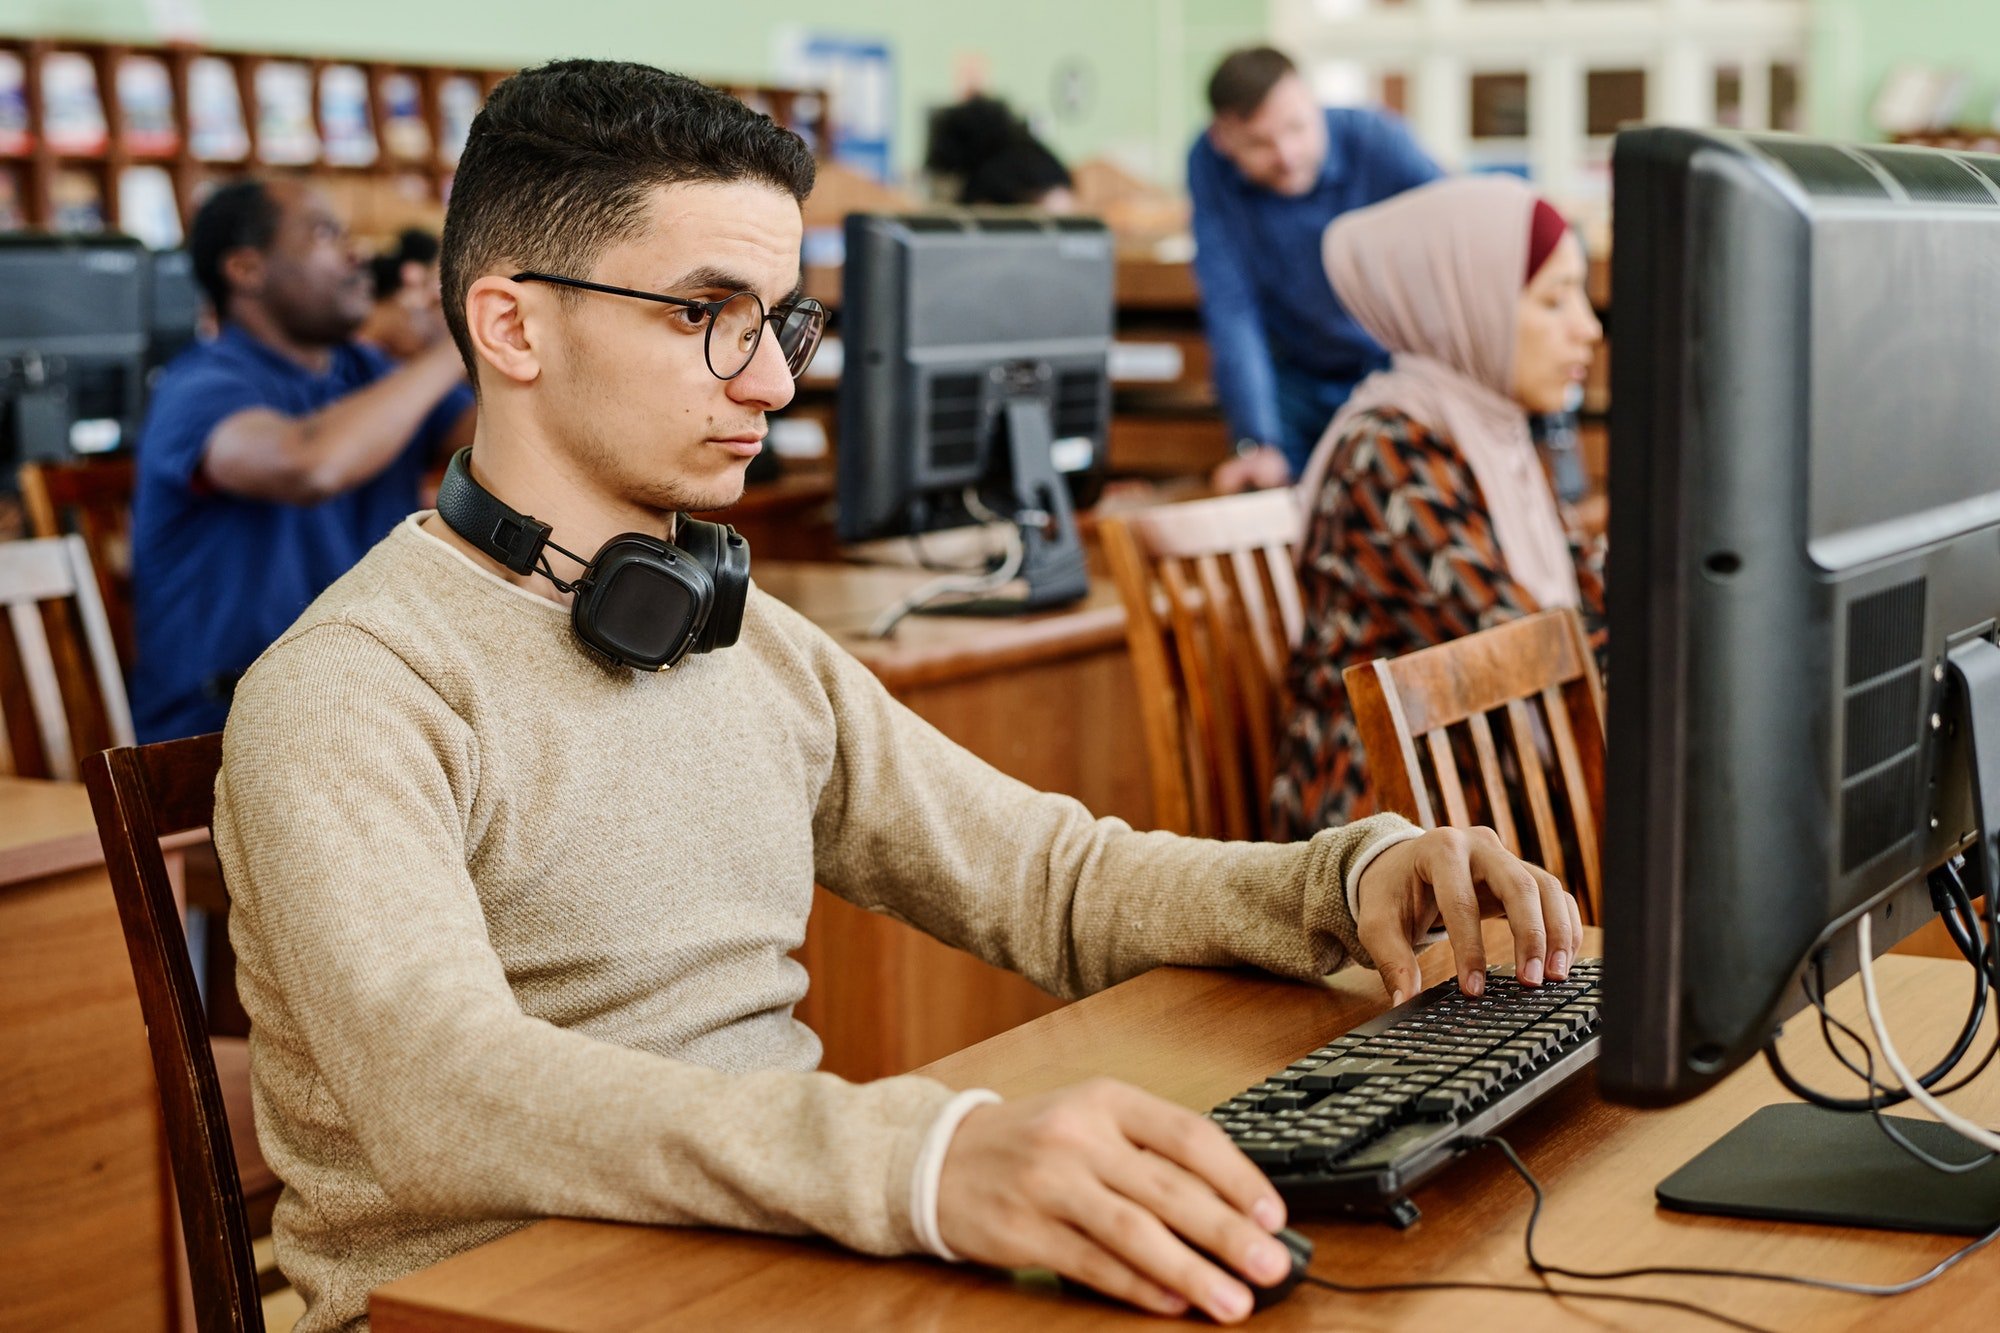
left=790, top=606, right=1418, bottom=998
left=214, top=621, right=955, bottom=1256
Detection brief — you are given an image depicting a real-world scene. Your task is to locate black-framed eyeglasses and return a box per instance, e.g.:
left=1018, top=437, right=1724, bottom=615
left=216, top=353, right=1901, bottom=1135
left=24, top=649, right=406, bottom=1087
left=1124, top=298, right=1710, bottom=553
left=510, top=270, right=827, bottom=381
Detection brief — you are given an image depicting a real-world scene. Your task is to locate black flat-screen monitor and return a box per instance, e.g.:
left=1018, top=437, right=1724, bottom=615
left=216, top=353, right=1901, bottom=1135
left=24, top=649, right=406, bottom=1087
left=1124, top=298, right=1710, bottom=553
left=837, top=212, right=1113, bottom=608
left=0, top=233, right=150, bottom=464
left=1601, top=128, right=2000, bottom=1114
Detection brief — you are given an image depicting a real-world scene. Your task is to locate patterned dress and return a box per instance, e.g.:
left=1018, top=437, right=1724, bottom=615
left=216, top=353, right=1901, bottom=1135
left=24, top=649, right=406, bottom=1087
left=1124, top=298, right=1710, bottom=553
left=1270, top=407, right=1607, bottom=841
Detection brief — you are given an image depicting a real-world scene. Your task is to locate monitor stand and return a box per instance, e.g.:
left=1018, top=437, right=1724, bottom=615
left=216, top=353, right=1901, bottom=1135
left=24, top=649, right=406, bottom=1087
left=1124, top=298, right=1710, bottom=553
left=919, top=396, right=1089, bottom=615
left=1660, top=635, right=2000, bottom=1235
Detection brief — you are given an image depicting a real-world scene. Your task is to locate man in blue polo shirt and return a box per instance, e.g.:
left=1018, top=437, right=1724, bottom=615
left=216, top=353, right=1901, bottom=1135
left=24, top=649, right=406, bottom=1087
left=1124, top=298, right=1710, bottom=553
left=1190, top=47, right=1440, bottom=492
left=131, top=179, right=475, bottom=741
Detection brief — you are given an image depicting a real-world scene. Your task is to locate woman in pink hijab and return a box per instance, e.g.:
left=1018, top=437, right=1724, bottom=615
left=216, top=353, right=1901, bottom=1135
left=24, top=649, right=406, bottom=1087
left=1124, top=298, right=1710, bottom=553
left=1271, top=174, right=1605, bottom=839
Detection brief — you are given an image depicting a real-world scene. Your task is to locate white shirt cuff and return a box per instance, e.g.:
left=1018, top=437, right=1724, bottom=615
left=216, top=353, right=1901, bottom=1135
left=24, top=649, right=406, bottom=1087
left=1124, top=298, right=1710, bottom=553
left=1344, top=825, right=1448, bottom=951
left=911, top=1088, right=1003, bottom=1261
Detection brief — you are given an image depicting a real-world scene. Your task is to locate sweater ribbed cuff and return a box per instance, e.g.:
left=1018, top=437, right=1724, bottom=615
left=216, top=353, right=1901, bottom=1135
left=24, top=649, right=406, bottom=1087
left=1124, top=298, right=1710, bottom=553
left=910, top=1089, right=1003, bottom=1261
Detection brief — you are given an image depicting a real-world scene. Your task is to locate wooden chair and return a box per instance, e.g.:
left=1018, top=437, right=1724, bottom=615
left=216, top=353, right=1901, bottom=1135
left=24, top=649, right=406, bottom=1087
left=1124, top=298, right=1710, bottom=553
left=18, top=455, right=138, bottom=672
left=1100, top=489, right=1305, bottom=840
left=0, top=534, right=134, bottom=779
left=84, top=733, right=267, bottom=1333
left=1343, top=608, right=1608, bottom=923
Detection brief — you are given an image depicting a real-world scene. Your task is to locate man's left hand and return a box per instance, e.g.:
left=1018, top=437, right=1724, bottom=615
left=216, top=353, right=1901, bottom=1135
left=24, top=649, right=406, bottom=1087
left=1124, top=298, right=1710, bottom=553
left=1351, top=826, right=1582, bottom=1006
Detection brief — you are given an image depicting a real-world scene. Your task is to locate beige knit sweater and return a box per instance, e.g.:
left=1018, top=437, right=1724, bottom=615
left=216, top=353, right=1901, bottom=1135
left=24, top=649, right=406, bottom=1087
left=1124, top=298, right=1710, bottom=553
left=212, top=515, right=1413, bottom=1332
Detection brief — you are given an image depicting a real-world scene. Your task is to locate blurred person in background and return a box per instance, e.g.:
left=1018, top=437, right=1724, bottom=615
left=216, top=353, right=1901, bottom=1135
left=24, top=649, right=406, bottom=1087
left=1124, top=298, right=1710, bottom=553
left=1271, top=175, right=1605, bottom=839
left=1191, top=46, right=1439, bottom=493
left=130, top=179, right=474, bottom=742
left=926, top=94, right=1076, bottom=211
left=358, top=226, right=449, bottom=361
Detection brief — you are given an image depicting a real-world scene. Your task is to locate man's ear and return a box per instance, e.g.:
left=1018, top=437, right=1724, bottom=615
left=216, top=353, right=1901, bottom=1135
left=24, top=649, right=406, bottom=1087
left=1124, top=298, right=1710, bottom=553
left=464, top=275, right=541, bottom=387
left=220, top=247, right=265, bottom=300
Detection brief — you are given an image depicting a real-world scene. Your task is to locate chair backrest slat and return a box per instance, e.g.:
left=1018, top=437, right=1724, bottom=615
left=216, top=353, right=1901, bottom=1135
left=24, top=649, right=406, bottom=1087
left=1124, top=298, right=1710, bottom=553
left=0, top=535, right=135, bottom=779
left=19, top=457, right=138, bottom=671
left=1100, top=491, right=1306, bottom=841
left=85, top=735, right=264, bottom=1333
left=1345, top=609, right=1604, bottom=921
left=1465, top=710, right=1520, bottom=854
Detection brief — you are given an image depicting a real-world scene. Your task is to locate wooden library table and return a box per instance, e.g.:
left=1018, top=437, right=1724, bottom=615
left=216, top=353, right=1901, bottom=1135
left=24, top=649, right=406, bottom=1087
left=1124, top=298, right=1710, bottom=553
left=0, top=777, right=185, bottom=1330
left=372, top=921, right=2000, bottom=1332
left=756, top=560, right=1149, bottom=1082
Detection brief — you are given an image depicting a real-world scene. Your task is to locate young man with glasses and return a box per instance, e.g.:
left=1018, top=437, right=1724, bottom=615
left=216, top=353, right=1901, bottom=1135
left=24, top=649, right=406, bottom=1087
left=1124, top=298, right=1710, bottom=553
left=213, top=60, right=1577, bottom=1332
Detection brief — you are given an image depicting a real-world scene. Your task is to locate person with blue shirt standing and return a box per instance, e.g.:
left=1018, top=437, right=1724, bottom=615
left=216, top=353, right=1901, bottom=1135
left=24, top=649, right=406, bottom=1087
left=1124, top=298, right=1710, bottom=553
left=1190, top=47, right=1440, bottom=493
left=131, top=179, right=475, bottom=741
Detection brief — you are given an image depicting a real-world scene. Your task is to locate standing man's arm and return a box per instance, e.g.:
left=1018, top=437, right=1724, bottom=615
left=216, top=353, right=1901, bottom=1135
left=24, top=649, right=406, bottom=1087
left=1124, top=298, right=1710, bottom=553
left=1189, top=144, right=1291, bottom=491
left=202, top=339, right=469, bottom=503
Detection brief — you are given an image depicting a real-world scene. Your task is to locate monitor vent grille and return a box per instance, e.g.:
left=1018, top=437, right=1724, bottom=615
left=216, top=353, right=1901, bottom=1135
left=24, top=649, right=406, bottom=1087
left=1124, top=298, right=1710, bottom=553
left=1843, top=668, right=1923, bottom=776
left=1962, top=154, right=2000, bottom=196
left=1054, top=369, right=1105, bottom=440
left=1855, top=147, right=1999, bottom=205
left=1751, top=138, right=1892, bottom=200
left=1841, top=755, right=1921, bottom=873
left=925, top=373, right=984, bottom=471
left=1837, top=578, right=1929, bottom=871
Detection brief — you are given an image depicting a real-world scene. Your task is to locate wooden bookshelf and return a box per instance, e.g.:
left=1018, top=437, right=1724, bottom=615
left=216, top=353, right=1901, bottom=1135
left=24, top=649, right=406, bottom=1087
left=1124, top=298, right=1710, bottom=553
left=0, top=37, right=830, bottom=245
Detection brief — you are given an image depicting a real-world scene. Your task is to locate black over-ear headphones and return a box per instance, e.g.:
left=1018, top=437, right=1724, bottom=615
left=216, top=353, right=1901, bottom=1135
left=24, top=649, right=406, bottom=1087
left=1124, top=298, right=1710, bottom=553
left=434, top=448, right=749, bottom=671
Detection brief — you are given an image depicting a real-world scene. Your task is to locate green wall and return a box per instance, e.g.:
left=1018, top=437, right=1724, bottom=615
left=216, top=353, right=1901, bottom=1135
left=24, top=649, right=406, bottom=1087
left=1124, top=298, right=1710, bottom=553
left=0, top=0, right=1268, bottom=185
left=1811, top=0, right=2000, bottom=142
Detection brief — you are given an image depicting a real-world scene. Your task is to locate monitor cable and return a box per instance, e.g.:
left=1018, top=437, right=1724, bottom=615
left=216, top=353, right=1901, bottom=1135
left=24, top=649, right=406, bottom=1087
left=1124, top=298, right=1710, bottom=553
left=867, top=489, right=1027, bottom=637
left=1856, top=908, right=2000, bottom=1155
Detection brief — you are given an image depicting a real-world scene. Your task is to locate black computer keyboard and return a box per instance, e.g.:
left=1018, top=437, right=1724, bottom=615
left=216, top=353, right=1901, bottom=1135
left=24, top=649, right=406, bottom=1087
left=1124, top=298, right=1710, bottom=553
left=1207, top=958, right=1603, bottom=1227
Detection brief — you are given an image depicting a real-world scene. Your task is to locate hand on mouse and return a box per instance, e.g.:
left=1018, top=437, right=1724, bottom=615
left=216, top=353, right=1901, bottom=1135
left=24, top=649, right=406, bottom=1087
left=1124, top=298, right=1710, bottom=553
left=1353, top=825, right=1583, bottom=1007
left=936, top=1077, right=1295, bottom=1323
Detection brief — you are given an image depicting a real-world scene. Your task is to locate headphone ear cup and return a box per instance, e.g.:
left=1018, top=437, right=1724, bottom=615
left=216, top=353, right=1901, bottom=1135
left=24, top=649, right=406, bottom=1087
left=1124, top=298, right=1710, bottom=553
left=675, top=518, right=750, bottom=653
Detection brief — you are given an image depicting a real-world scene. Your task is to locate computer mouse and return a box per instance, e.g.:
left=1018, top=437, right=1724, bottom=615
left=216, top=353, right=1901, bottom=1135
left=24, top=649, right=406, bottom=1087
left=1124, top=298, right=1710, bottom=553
left=1191, top=1225, right=1312, bottom=1314
left=1050, top=1225, right=1313, bottom=1318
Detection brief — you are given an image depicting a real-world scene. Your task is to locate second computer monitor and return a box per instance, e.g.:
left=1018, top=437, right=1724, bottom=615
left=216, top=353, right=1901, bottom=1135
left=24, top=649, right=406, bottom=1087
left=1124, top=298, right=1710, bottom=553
left=837, top=212, right=1113, bottom=607
left=1601, top=127, right=2000, bottom=1107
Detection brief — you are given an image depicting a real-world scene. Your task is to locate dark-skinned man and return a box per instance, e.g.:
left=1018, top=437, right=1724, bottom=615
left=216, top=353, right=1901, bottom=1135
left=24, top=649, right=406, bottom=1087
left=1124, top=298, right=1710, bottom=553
left=130, top=178, right=475, bottom=741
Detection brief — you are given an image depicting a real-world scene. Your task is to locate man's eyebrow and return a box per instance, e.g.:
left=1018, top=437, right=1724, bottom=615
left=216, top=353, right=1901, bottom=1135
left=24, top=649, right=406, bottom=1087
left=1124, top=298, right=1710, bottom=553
left=666, top=265, right=804, bottom=304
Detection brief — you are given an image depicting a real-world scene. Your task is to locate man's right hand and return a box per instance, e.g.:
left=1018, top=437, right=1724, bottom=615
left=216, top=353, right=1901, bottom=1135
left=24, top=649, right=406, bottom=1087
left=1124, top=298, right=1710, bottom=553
left=1209, top=444, right=1293, bottom=495
left=935, top=1078, right=1295, bottom=1324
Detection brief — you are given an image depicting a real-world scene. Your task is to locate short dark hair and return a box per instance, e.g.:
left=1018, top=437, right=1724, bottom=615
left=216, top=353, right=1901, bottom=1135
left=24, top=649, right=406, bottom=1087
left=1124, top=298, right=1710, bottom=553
left=441, top=60, right=817, bottom=380
left=370, top=228, right=440, bottom=300
left=925, top=96, right=1072, bottom=206
left=189, top=178, right=280, bottom=312
left=1207, top=47, right=1298, bottom=119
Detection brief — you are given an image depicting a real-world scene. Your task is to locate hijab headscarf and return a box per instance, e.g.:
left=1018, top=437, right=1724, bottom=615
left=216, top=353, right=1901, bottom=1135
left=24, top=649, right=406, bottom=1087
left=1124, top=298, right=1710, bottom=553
left=1299, top=175, right=1580, bottom=610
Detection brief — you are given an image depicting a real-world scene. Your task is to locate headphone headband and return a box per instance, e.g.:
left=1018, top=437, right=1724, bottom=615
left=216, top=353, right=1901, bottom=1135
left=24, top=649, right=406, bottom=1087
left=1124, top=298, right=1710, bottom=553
left=436, top=447, right=551, bottom=575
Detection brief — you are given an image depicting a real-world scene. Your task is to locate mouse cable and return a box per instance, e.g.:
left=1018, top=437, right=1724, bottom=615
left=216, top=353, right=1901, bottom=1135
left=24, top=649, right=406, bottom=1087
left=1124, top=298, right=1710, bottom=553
left=1469, top=1133, right=2000, bottom=1297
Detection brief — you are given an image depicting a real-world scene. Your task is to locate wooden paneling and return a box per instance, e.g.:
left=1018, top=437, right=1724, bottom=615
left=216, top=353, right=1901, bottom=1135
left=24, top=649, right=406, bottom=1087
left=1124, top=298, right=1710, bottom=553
left=0, top=778, right=176, bottom=1332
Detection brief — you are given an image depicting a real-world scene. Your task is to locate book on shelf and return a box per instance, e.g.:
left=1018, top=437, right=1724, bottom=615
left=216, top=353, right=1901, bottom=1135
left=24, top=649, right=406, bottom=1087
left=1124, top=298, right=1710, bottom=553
left=320, top=64, right=378, bottom=166
left=254, top=61, right=319, bottom=164
left=0, top=51, right=28, bottom=156
left=117, top=54, right=180, bottom=156
left=41, top=51, right=109, bottom=156
left=50, top=166, right=105, bottom=232
left=119, top=164, right=182, bottom=247
left=437, top=74, right=481, bottom=166
left=189, top=54, right=249, bottom=161
left=379, top=70, right=430, bottom=162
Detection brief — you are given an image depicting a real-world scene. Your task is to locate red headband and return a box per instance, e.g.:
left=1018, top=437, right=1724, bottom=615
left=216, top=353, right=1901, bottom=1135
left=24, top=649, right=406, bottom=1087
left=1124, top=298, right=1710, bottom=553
left=1526, top=198, right=1569, bottom=282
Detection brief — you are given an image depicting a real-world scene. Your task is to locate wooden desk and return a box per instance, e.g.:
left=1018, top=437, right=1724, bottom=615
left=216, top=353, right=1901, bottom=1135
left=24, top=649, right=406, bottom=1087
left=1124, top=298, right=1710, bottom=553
left=757, top=561, right=1149, bottom=1082
left=374, top=923, right=2000, bottom=1331
left=0, top=777, right=177, bottom=1330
